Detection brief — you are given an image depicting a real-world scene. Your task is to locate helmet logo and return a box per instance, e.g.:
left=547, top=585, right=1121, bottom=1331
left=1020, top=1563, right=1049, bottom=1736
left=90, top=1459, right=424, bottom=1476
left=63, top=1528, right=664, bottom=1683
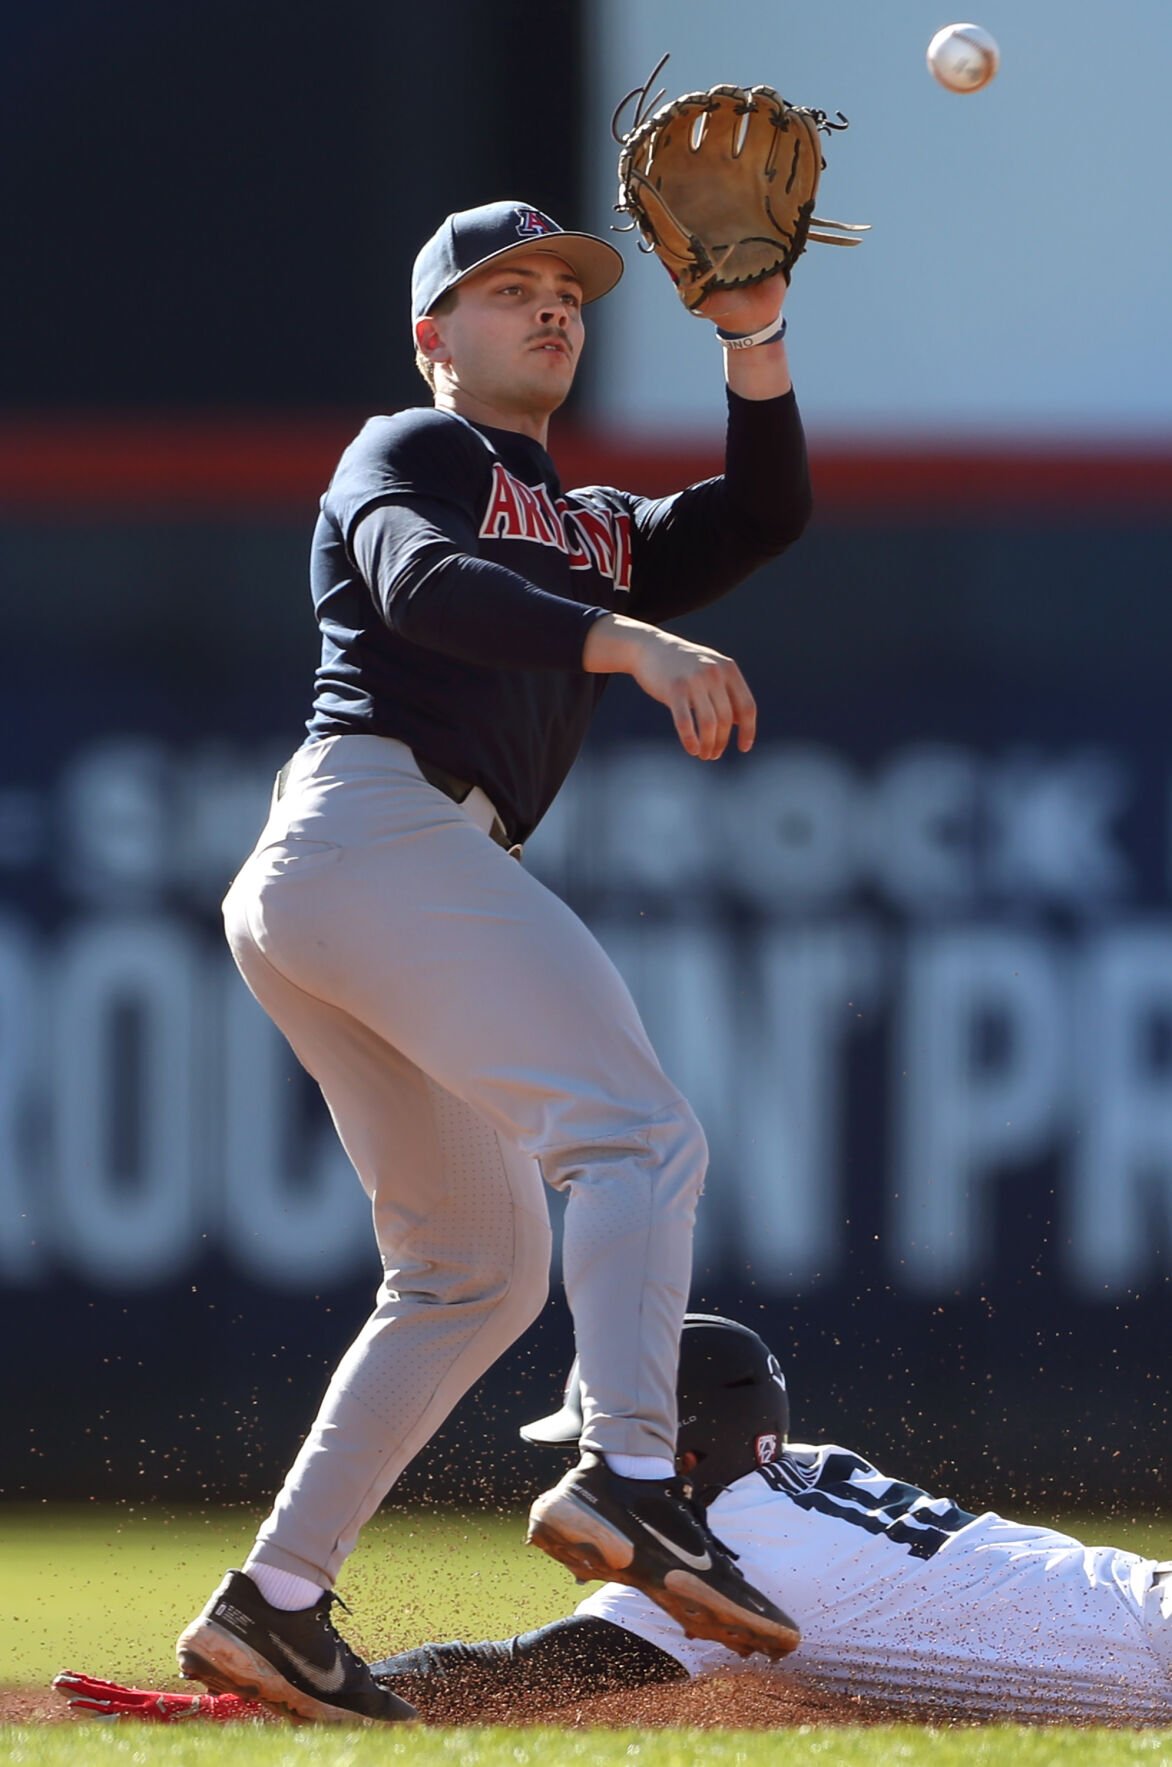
left=755, top=1432, right=779, bottom=1465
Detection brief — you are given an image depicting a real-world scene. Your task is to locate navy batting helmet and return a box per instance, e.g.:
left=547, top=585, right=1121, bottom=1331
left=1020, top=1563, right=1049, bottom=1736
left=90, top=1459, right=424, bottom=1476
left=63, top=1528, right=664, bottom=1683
left=520, top=1314, right=790, bottom=1500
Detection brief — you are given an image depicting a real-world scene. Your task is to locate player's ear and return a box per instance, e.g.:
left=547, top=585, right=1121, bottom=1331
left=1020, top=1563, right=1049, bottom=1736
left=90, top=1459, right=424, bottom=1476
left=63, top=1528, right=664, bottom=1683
left=414, top=316, right=450, bottom=365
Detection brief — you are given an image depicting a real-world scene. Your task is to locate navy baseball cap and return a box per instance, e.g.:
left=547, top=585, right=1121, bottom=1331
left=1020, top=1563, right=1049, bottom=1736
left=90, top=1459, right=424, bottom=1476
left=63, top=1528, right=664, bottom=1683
left=411, top=200, right=624, bottom=323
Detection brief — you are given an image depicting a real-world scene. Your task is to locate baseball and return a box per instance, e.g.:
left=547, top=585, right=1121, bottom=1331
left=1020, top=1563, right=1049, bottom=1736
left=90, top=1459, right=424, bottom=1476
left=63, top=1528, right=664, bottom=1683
left=926, top=23, right=1000, bottom=93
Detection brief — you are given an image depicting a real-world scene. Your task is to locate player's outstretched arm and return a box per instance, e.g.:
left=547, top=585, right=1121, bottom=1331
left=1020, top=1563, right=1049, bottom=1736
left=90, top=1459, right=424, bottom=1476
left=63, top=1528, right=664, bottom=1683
left=370, top=1616, right=685, bottom=1718
left=583, top=614, right=756, bottom=761
left=616, top=269, right=810, bottom=631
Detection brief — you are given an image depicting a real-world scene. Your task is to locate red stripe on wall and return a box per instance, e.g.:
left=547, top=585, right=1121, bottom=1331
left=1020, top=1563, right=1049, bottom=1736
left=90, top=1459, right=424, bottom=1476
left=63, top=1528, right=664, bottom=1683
left=2, top=415, right=1171, bottom=516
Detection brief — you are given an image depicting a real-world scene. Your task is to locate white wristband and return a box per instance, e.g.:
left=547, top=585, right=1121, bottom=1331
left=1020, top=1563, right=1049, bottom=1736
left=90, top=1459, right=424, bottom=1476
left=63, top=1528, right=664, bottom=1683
left=716, top=315, right=787, bottom=351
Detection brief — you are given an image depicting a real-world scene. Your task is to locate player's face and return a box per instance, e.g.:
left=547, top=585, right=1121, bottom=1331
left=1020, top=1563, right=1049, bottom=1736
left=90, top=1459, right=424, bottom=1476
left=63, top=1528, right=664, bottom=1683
left=433, top=252, right=585, bottom=419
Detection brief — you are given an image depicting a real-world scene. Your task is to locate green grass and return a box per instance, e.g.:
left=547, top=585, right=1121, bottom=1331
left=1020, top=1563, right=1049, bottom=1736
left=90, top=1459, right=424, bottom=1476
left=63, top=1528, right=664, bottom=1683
left=3, top=1506, right=1172, bottom=1765
left=4, top=1725, right=1172, bottom=1765
left=0, top=1504, right=572, bottom=1688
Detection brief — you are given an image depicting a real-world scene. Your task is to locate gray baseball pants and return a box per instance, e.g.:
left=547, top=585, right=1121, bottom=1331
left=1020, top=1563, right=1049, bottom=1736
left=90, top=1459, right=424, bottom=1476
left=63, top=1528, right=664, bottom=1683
left=222, top=734, right=707, bottom=1587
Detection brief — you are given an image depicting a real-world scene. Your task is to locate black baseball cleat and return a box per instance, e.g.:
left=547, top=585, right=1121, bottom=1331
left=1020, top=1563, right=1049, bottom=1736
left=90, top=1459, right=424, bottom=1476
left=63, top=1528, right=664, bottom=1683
left=527, top=1452, right=800, bottom=1662
left=175, top=1570, right=416, bottom=1725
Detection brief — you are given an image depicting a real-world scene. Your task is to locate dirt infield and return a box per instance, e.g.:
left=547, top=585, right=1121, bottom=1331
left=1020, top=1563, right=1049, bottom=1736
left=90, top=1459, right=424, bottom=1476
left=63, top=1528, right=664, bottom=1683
left=522, top=1673, right=907, bottom=1729
left=3, top=1691, right=67, bottom=1725
left=2, top=1674, right=907, bottom=1729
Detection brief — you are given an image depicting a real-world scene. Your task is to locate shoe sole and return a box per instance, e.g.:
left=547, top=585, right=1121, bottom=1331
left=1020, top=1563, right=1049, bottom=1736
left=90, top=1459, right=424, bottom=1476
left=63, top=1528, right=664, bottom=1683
left=176, top=1618, right=396, bottom=1726
left=526, top=1491, right=800, bottom=1663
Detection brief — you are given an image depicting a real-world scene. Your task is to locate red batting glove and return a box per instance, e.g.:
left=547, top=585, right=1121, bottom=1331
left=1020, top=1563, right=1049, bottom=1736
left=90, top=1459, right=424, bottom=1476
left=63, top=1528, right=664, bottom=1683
left=52, top=1670, right=263, bottom=1722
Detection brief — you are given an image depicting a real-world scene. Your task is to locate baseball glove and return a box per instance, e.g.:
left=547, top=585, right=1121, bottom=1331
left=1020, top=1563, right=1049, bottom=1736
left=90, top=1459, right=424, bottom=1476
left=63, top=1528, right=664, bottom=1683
left=614, top=56, right=869, bottom=312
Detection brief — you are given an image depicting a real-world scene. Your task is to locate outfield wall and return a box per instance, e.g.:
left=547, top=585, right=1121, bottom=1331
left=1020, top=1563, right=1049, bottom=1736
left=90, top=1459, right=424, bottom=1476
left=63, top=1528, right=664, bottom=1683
left=2, top=429, right=1169, bottom=1512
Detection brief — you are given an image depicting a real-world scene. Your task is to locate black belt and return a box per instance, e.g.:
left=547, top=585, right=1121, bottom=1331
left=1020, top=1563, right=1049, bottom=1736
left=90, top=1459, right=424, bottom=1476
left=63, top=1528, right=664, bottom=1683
left=413, top=757, right=515, bottom=852
left=275, top=752, right=516, bottom=854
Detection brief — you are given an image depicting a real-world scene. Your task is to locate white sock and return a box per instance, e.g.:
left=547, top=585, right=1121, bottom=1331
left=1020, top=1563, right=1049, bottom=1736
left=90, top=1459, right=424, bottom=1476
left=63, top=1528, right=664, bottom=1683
left=245, top=1561, right=324, bottom=1611
left=605, top=1453, right=676, bottom=1481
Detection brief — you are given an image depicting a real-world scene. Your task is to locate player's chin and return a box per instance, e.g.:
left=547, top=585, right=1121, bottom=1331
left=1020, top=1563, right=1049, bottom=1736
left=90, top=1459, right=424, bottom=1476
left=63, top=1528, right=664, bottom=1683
left=524, top=358, right=576, bottom=410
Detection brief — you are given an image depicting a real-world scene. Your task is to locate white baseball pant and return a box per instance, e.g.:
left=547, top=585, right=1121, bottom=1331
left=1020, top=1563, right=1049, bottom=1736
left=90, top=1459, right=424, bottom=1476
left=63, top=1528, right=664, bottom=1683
left=221, top=734, right=707, bottom=1587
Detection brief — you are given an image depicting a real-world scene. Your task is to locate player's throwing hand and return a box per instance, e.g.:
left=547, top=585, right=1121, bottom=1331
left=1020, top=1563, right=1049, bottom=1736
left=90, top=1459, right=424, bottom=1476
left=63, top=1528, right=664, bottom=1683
left=584, top=614, right=756, bottom=760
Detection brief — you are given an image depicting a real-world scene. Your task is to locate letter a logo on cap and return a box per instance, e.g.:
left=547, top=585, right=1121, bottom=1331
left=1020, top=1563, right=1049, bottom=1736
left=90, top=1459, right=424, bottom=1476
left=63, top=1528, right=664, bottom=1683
left=516, top=208, right=555, bottom=238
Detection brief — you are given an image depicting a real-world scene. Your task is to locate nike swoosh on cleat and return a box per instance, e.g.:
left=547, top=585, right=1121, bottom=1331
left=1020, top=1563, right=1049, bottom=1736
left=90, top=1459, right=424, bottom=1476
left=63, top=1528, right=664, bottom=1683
left=638, top=1522, right=712, bottom=1571
left=268, top=1634, right=347, bottom=1694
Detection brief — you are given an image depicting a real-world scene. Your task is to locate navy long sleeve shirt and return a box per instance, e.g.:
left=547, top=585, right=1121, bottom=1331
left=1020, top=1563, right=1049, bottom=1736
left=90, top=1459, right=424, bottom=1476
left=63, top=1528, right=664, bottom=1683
left=306, top=387, right=812, bottom=842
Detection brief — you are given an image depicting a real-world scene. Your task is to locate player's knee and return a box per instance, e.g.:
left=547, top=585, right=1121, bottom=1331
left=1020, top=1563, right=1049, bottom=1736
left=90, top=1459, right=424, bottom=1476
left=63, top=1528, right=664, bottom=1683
left=656, top=1097, right=708, bottom=1205
left=439, top=1259, right=548, bottom=1358
left=541, top=1097, right=708, bottom=1200
left=440, top=1211, right=550, bottom=1323
left=679, top=1098, right=708, bottom=1173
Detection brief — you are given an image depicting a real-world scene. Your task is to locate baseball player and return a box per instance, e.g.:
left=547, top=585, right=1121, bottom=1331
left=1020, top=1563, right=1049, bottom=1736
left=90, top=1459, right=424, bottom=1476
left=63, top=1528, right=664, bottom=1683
left=60, top=1316, right=1172, bottom=1727
left=171, top=199, right=812, bottom=1722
